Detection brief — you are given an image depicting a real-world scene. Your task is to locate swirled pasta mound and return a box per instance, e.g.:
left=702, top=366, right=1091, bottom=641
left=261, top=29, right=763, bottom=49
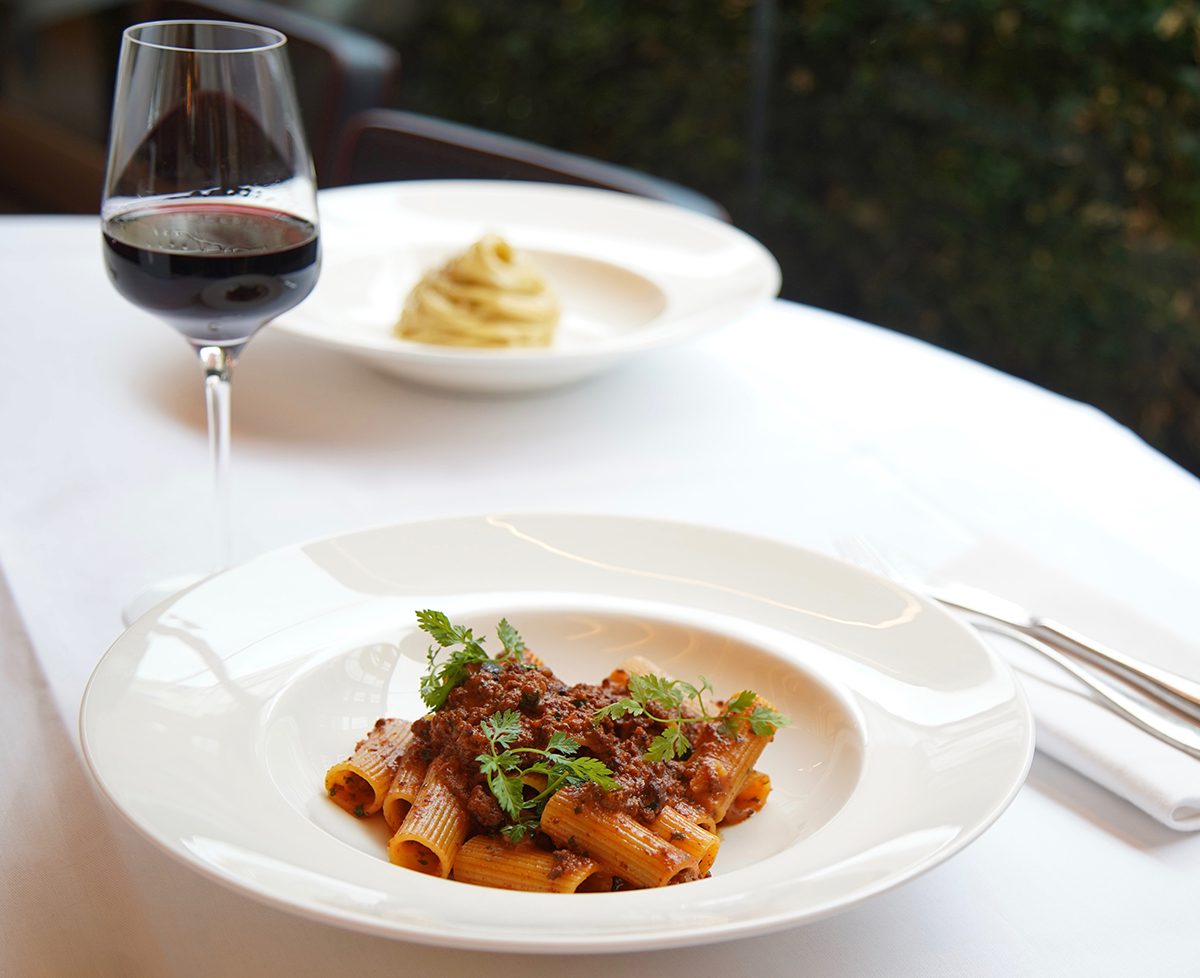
left=395, top=235, right=560, bottom=348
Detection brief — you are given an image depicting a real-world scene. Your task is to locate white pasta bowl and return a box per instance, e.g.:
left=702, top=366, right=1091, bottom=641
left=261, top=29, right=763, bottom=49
left=270, top=181, right=782, bottom=393
left=80, top=514, right=1033, bottom=952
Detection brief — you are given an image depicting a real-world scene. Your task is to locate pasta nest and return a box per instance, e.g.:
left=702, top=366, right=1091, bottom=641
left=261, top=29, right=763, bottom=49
left=396, top=235, right=560, bottom=348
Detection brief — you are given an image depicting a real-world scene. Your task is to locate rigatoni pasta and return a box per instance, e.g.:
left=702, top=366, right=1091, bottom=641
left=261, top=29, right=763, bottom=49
left=649, top=805, right=721, bottom=875
left=451, top=836, right=607, bottom=893
left=686, top=697, right=777, bottom=824
left=381, top=750, right=428, bottom=832
left=325, top=610, right=787, bottom=891
left=539, top=789, right=699, bottom=888
left=324, top=718, right=410, bottom=817
left=386, top=757, right=471, bottom=877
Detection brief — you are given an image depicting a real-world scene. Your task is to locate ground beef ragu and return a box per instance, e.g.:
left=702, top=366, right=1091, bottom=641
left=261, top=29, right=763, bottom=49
left=406, top=659, right=732, bottom=834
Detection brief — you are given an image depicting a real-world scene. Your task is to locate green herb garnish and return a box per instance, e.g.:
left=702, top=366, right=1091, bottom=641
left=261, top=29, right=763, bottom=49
left=476, top=709, right=618, bottom=842
left=417, top=610, right=527, bottom=710
left=594, top=673, right=788, bottom=761
left=496, top=618, right=526, bottom=662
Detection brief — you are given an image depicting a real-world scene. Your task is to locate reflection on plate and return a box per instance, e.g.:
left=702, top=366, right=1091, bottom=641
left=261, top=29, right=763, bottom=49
left=271, top=181, right=781, bottom=393
left=80, top=514, right=1033, bottom=952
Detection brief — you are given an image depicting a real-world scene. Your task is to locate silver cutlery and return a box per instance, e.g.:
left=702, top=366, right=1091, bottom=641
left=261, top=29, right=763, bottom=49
left=942, top=604, right=1200, bottom=760
left=837, top=539, right=1200, bottom=758
left=921, top=579, right=1200, bottom=724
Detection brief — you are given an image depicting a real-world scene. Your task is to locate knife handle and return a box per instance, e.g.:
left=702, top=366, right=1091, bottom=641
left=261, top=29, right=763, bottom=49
left=1032, top=618, right=1200, bottom=723
left=972, top=619, right=1200, bottom=760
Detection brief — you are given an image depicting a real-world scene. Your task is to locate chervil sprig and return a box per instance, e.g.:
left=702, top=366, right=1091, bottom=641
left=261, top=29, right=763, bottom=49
left=746, top=703, right=789, bottom=736
left=416, top=611, right=527, bottom=710
left=476, top=710, right=618, bottom=842
left=495, top=618, right=526, bottom=662
left=594, top=673, right=788, bottom=761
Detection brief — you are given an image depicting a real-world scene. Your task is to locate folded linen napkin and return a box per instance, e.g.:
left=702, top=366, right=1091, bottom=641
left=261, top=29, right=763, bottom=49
left=939, top=541, right=1200, bottom=831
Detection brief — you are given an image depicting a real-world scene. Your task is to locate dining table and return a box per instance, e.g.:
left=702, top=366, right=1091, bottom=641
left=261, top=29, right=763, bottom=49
left=2, top=200, right=1198, bottom=978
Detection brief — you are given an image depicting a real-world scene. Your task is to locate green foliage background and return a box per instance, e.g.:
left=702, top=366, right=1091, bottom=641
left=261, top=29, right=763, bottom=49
left=390, top=0, right=1200, bottom=473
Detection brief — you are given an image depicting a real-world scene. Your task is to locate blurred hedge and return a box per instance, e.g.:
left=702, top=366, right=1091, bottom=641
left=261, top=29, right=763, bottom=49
left=387, top=0, right=1200, bottom=474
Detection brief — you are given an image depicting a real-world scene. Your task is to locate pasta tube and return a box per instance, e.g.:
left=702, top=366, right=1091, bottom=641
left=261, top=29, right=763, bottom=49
left=387, top=758, right=470, bottom=877
left=650, top=805, right=721, bottom=875
left=540, top=789, right=697, bottom=888
left=382, top=750, right=428, bottom=832
left=451, top=836, right=608, bottom=893
left=324, top=718, right=411, bottom=817
left=724, top=769, right=772, bottom=825
left=690, top=701, right=776, bottom=825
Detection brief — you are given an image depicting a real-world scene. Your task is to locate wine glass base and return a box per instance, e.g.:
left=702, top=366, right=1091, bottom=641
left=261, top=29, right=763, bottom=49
left=121, top=573, right=206, bottom=626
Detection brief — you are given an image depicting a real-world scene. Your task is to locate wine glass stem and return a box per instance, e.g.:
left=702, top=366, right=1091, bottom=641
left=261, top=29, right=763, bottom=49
left=199, top=345, right=234, bottom=572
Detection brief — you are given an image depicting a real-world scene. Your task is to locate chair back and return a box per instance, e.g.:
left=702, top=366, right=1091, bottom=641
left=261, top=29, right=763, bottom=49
left=143, top=0, right=400, bottom=184
left=332, top=108, right=730, bottom=222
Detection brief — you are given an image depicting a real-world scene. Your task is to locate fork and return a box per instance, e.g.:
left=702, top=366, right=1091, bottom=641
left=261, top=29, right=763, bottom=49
left=837, top=538, right=1200, bottom=758
left=921, top=579, right=1200, bottom=724
left=937, top=600, right=1200, bottom=760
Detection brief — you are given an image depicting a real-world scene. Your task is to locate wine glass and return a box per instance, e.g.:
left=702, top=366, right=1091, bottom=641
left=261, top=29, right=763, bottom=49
left=101, top=19, right=320, bottom=622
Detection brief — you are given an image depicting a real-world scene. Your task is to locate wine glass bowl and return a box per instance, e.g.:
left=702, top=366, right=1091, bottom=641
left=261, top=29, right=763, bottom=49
left=102, top=20, right=319, bottom=353
left=102, top=201, right=320, bottom=348
left=101, top=20, right=320, bottom=612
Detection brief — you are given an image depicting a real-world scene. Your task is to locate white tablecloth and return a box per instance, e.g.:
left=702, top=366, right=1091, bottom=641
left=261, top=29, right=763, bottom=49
left=2, top=214, right=1198, bottom=976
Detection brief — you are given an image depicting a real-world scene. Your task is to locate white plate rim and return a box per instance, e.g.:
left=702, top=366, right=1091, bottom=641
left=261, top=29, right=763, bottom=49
left=79, top=513, right=1034, bottom=952
left=270, top=181, right=782, bottom=390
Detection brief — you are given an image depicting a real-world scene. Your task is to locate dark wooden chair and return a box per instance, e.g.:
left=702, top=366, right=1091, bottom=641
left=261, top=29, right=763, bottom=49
left=0, top=0, right=399, bottom=211
left=331, top=108, right=730, bottom=222
left=141, top=0, right=400, bottom=185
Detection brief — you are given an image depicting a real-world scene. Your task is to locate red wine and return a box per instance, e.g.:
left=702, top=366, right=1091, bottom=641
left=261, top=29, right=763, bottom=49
left=103, top=203, right=319, bottom=345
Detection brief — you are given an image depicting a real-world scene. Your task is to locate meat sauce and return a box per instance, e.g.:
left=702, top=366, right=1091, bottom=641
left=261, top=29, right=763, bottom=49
left=405, top=660, right=733, bottom=833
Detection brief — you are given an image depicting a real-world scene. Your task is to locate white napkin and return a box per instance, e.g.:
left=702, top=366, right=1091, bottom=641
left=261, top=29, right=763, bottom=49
left=940, top=541, right=1200, bottom=831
